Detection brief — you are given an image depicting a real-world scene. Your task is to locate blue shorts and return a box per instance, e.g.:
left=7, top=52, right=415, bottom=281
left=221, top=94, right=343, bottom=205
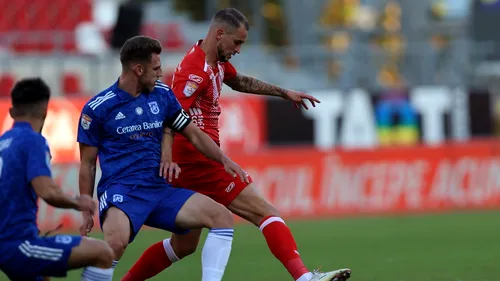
left=0, top=235, right=82, bottom=281
left=98, top=184, right=195, bottom=242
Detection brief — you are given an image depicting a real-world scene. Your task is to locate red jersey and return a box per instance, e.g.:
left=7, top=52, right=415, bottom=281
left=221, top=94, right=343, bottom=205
left=172, top=40, right=237, bottom=162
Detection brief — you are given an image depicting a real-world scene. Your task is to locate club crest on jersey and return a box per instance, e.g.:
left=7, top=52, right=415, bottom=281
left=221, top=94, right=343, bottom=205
left=148, top=101, right=160, bottom=115
left=188, top=74, right=203, bottom=84
left=81, top=114, right=92, bottom=130
left=183, top=81, right=198, bottom=97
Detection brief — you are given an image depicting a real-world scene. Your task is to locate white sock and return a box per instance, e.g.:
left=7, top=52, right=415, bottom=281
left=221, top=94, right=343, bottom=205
left=297, top=272, right=314, bottom=281
left=201, top=228, right=234, bottom=281
left=80, top=267, right=114, bottom=281
left=80, top=260, right=118, bottom=281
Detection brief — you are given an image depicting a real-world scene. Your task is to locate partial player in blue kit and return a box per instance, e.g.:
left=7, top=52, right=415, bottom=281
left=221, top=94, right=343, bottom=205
left=0, top=78, right=114, bottom=281
left=77, top=35, right=249, bottom=281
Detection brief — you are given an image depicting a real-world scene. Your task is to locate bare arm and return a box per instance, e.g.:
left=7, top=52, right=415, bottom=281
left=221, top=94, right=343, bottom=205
left=224, top=73, right=320, bottom=109
left=78, top=143, right=98, bottom=198
left=32, top=176, right=80, bottom=209
left=161, top=127, right=175, bottom=163
left=224, top=73, right=287, bottom=97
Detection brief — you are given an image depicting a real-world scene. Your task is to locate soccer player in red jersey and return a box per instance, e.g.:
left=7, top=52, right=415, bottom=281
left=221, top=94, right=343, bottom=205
left=122, top=8, right=351, bottom=281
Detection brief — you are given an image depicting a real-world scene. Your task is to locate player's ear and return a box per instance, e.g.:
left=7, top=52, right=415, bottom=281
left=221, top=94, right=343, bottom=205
left=216, top=29, right=224, bottom=41
left=132, top=63, right=144, bottom=76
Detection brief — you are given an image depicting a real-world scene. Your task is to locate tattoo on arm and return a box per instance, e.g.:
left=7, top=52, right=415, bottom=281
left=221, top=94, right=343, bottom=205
left=225, top=74, right=287, bottom=97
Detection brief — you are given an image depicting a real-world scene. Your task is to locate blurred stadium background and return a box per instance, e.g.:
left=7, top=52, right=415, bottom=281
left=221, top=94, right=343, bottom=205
left=1, top=0, right=500, bottom=280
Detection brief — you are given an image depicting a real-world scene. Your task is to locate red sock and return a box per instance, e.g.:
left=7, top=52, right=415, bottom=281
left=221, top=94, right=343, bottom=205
left=121, top=239, right=179, bottom=281
left=260, top=216, right=310, bottom=280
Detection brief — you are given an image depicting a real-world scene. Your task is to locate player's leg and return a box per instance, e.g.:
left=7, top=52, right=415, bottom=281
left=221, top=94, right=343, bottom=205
left=228, top=184, right=351, bottom=281
left=0, top=235, right=113, bottom=281
left=77, top=206, right=130, bottom=281
left=67, top=236, right=116, bottom=281
left=94, top=186, right=156, bottom=281
left=125, top=188, right=234, bottom=281
left=68, top=236, right=114, bottom=269
left=121, top=229, right=202, bottom=281
left=174, top=192, right=235, bottom=281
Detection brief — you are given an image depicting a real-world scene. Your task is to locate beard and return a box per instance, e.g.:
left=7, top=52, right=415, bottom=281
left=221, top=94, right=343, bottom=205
left=139, top=77, right=154, bottom=93
left=218, top=46, right=229, bottom=62
left=141, top=85, right=153, bottom=93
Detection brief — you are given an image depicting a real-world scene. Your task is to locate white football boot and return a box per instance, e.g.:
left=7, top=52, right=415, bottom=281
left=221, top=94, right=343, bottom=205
left=309, top=268, right=351, bottom=281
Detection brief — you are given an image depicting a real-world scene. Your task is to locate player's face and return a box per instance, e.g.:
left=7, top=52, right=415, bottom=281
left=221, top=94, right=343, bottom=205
left=217, top=26, right=248, bottom=62
left=139, top=53, right=162, bottom=92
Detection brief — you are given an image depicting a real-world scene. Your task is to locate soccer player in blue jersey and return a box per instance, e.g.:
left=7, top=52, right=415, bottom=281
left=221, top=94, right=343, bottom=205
left=0, top=78, right=114, bottom=281
left=77, top=36, right=249, bottom=281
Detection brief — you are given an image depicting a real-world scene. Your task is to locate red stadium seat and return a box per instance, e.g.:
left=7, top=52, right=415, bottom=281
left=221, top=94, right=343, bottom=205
left=164, top=23, right=185, bottom=50
left=0, top=0, right=93, bottom=53
left=0, top=74, right=16, bottom=97
left=62, top=72, right=82, bottom=96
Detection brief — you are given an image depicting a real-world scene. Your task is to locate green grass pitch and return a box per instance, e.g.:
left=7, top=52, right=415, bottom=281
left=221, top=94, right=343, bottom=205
left=1, top=211, right=499, bottom=281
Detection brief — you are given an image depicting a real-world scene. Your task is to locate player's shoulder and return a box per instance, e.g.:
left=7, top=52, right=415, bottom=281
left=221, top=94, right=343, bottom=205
left=153, top=81, right=176, bottom=98
left=83, top=85, right=119, bottom=114
left=154, top=80, right=172, bottom=92
left=178, top=46, right=208, bottom=74
left=17, top=130, right=47, bottom=149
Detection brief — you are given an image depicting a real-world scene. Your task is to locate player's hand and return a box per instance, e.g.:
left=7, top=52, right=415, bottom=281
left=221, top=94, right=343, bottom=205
left=160, top=161, right=181, bottom=182
left=283, top=90, right=321, bottom=110
left=223, top=158, right=250, bottom=183
left=76, top=194, right=96, bottom=215
left=79, top=211, right=94, bottom=236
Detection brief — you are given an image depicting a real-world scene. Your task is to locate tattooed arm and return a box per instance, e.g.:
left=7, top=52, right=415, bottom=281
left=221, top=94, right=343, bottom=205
left=224, top=73, right=288, bottom=98
left=224, top=73, right=321, bottom=109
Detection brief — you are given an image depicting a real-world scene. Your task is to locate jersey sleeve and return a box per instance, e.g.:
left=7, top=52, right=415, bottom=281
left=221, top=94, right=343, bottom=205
left=77, top=103, right=103, bottom=147
left=161, top=87, right=192, bottom=132
left=26, top=136, right=52, bottom=182
left=172, top=67, right=209, bottom=110
left=223, top=61, right=237, bottom=82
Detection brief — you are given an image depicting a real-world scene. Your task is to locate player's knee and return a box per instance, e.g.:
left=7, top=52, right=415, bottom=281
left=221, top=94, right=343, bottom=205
left=81, top=237, right=115, bottom=268
left=94, top=240, right=114, bottom=268
left=105, top=236, right=128, bottom=260
left=208, top=204, right=233, bottom=228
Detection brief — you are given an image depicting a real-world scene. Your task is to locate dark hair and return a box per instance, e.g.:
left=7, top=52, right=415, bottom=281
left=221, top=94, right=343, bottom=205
left=11, top=78, right=50, bottom=107
left=10, top=77, right=51, bottom=117
left=120, top=35, right=162, bottom=65
left=212, top=8, right=249, bottom=31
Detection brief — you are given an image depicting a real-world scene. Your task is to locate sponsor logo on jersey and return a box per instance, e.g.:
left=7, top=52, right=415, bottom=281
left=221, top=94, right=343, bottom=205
left=81, top=114, right=92, bottom=130
left=225, top=182, right=235, bottom=193
left=188, top=74, right=204, bottom=84
left=113, top=194, right=123, bottom=203
left=115, top=112, right=126, bottom=120
left=55, top=235, right=73, bottom=244
left=116, top=121, right=163, bottom=134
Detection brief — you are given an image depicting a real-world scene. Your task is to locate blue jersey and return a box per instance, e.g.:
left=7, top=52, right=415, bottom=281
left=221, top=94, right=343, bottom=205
left=77, top=80, right=190, bottom=194
left=0, top=122, right=52, bottom=241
